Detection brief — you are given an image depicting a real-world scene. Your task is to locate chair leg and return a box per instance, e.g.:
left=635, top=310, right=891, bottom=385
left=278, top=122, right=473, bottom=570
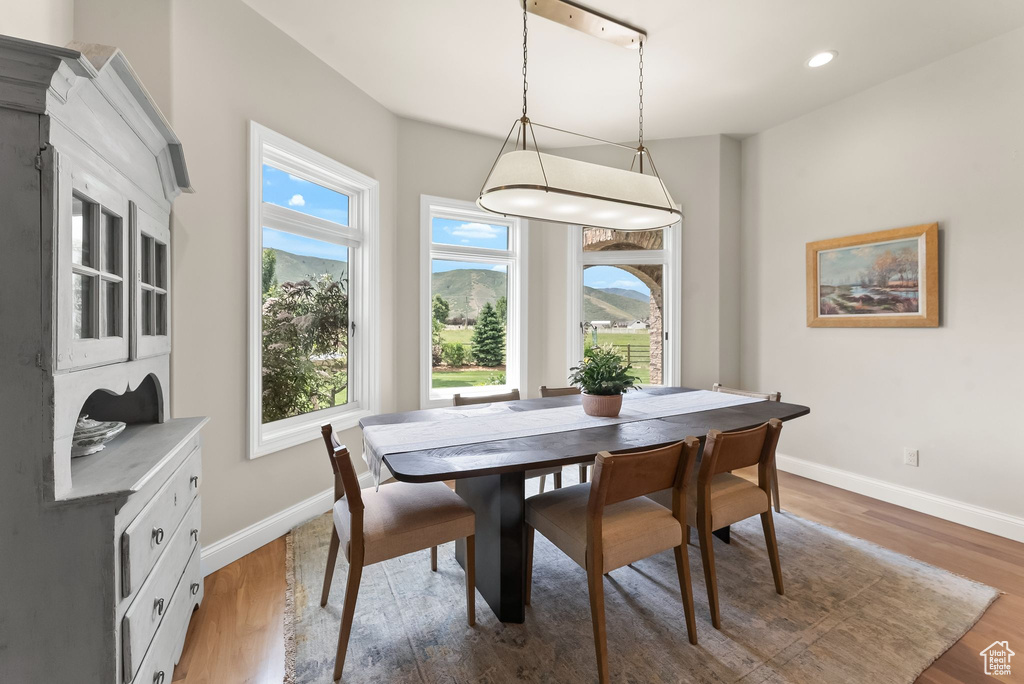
left=465, top=535, right=476, bottom=626
left=430, top=545, right=438, bottom=572
left=761, top=511, right=784, bottom=595
left=333, top=558, right=363, bottom=681
left=673, top=544, right=698, bottom=645
left=554, top=471, right=562, bottom=489
left=525, top=524, right=535, bottom=605
left=771, top=461, right=782, bottom=513
left=538, top=475, right=546, bottom=494
left=586, top=562, right=610, bottom=684
left=697, top=517, right=721, bottom=629
left=321, top=529, right=341, bottom=607
left=579, top=464, right=588, bottom=483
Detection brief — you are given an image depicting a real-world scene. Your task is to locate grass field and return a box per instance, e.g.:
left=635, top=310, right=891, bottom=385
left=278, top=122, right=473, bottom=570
left=432, top=327, right=657, bottom=387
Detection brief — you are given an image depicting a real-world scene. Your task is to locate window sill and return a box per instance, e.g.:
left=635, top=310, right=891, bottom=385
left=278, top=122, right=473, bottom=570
left=251, top=406, right=373, bottom=459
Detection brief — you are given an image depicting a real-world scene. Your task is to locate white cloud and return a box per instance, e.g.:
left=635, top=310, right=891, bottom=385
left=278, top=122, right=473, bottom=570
left=461, top=239, right=471, bottom=244
left=610, top=279, right=644, bottom=290
left=288, top=194, right=306, bottom=207
left=491, top=264, right=506, bottom=272
left=450, top=222, right=503, bottom=240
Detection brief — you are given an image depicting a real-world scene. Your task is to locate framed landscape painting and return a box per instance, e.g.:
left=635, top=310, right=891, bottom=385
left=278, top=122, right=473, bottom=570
left=806, top=223, right=938, bottom=327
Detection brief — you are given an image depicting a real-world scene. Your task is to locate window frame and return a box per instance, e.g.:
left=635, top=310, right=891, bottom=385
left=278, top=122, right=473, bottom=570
left=420, top=195, right=528, bottom=408
left=566, top=223, right=682, bottom=387
left=248, top=122, right=380, bottom=459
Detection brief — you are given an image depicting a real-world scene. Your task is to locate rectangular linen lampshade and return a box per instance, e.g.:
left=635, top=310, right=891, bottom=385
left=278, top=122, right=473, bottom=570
left=477, top=149, right=681, bottom=231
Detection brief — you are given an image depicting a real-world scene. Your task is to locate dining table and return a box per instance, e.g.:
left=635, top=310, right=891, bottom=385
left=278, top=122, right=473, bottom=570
left=359, top=386, right=810, bottom=623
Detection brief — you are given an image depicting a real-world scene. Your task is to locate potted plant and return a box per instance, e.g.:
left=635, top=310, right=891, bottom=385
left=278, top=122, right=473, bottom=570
left=568, top=346, right=641, bottom=417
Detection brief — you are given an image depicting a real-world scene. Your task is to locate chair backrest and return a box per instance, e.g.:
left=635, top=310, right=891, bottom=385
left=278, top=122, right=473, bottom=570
left=588, top=439, right=700, bottom=521
left=698, top=419, right=783, bottom=490
left=712, top=383, right=781, bottom=402
left=452, top=388, right=521, bottom=406
left=320, top=424, right=364, bottom=518
left=539, top=385, right=581, bottom=398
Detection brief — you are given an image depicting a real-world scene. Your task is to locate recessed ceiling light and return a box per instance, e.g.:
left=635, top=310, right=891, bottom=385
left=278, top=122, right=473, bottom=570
left=807, top=51, right=837, bottom=68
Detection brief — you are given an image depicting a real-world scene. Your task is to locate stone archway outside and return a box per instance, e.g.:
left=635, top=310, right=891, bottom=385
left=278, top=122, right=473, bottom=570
left=583, top=229, right=664, bottom=384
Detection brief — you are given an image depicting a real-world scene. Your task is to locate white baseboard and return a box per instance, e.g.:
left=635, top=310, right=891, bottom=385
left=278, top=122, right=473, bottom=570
left=200, top=470, right=378, bottom=576
left=776, top=453, right=1024, bottom=544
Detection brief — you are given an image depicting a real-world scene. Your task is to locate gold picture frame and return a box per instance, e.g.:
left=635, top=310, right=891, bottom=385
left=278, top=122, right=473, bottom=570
left=806, top=223, right=938, bottom=328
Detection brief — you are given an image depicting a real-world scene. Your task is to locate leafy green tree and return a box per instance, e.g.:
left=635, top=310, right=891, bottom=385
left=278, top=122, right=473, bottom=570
left=432, top=294, right=451, bottom=324
left=261, top=274, right=348, bottom=422
left=262, top=248, right=278, bottom=295
left=471, top=302, right=505, bottom=366
left=431, top=317, right=444, bottom=366
left=495, top=296, right=507, bottom=327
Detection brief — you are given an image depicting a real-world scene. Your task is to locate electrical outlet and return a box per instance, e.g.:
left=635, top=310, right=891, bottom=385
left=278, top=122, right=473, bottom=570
left=903, top=448, right=919, bottom=467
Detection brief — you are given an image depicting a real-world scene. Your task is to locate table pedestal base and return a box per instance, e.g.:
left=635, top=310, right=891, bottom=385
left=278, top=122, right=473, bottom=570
left=455, top=472, right=527, bottom=623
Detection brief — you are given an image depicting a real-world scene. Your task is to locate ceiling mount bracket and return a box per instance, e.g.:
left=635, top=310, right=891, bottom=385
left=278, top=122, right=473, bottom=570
left=524, top=0, right=646, bottom=49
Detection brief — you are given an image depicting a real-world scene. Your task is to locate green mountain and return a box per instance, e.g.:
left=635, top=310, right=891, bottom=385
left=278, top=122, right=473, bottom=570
left=584, top=286, right=650, bottom=323
left=430, top=268, right=650, bottom=323
left=432, top=269, right=507, bottom=320
left=601, top=287, right=649, bottom=303
left=270, top=248, right=348, bottom=286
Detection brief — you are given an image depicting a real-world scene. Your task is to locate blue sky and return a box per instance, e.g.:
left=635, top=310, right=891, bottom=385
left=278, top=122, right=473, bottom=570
left=432, top=217, right=508, bottom=249
left=263, top=164, right=349, bottom=225
left=432, top=259, right=507, bottom=275
left=583, top=265, right=651, bottom=295
left=263, top=227, right=348, bottom=262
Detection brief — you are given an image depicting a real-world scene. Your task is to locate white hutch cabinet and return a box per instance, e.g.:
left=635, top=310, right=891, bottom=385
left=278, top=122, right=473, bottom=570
left=0, top=36, right=206, bottom=683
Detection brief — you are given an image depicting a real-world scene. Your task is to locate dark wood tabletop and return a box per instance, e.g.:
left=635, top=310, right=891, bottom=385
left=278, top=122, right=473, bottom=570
left=362, top=387, right=811, bottom=483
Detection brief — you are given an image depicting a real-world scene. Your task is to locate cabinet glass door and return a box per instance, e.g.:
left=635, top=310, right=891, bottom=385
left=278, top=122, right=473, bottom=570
left=57, top=158, right=130, bottom=370
left=134, top=206, right=171, bottom=358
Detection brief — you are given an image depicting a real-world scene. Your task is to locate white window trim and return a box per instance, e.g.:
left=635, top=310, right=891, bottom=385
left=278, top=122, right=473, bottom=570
left=247, top=121, right=380, bottom=459
left=566, top=223, right=682, bottom=387
left=420, top=195, right=528, bottom=408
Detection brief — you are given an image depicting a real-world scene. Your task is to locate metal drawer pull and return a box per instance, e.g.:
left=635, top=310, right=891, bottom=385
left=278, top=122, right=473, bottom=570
left=190, top=528, right=199, bottom=542
left=154, top=671, right=165, bottom=684
left=191, top=582, right=200, bottom=596
left=190, top=475, right=199, bottom=489
left=153, top=528, right=164, bottom=545
left=155, top=597, right=165, bottom=615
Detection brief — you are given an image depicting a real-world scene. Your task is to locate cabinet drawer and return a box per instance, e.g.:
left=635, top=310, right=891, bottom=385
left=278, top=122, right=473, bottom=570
left=130, top=546, right=202, bottom=684
left=123, top=497, right=200, bottom=682
left=122, top=446, right=201, bottom=597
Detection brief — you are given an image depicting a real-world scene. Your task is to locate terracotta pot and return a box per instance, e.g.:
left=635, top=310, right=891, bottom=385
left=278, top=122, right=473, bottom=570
left=581, top=392, right=623, bottom=418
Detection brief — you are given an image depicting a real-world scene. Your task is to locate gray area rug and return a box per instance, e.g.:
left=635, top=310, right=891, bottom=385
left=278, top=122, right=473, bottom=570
left=285, top=477, right=997, bottom=683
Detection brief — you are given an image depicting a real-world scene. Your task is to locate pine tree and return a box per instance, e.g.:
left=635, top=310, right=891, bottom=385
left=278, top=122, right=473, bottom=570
left=471, top=302, right=505, bottom=367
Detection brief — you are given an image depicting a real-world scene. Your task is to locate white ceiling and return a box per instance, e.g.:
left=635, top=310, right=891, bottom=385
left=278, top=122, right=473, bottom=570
left=242, top=0, right=1024, bottom=144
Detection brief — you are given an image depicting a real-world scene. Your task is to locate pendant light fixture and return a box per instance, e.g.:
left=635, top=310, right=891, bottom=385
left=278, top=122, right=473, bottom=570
left=477, top=0, right=681, bottom=231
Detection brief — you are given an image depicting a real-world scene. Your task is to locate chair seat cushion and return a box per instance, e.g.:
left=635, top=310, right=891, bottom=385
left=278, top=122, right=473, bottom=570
left=334, top=480, right=474, bottom=566
left=526, top=483, right=683, bottom=572
left=647, top=473, right=770, bottom=530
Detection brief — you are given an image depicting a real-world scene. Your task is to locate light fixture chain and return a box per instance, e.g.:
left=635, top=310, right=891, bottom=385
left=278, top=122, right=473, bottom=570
left=522, top=1, right=529, bottom=120
left=638, top=40, right=644, bottom=149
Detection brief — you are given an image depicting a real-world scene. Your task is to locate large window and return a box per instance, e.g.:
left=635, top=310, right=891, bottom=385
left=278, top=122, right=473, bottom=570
left=567, top=225, right=681, bottom=386
left=248, top=123, right=379, bottom=458
left=420, top=196, right=526, bottom=407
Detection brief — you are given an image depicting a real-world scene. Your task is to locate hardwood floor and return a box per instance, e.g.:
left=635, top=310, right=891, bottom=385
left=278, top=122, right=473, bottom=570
left=174, top=470, right=1024, bottom=683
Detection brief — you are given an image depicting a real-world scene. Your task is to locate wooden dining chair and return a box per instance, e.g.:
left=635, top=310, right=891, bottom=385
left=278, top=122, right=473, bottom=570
left=538, top=385, right=593, bottom=484
left=712, top=383, right=783, bottom=512
left=319, top=425, right=476, bottom=681
left=684, top=419, right=785, bottom=630
left=525, top=439, right=700, bottom=684
left=453, top=389, right=563, bottom=493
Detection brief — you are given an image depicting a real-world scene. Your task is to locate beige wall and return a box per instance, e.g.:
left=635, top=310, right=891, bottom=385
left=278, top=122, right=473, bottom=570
left=0, top=0, right=74, bottom=46
left=740, top=26, right=1024, bottom=523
